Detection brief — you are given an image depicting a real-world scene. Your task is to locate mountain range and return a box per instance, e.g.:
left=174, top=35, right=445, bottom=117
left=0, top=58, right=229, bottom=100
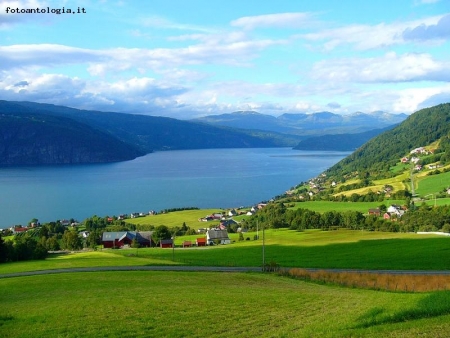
left=192, top=110, right=407, bottom=136
left=0, top=100, right=409, bottom=166
left=0, top=101, right=290, bottom=166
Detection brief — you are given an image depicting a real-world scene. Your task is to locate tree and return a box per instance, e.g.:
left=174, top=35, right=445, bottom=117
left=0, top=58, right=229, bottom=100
left=61, top=230, right=82, bottom=250
left=0, top=234, right=8, bottom=263
left=85, top=230, right=101, bottom=249
left=46, top=236, right=60, bottom=251
left=13, top=235, right=47, bottom=261
left=131, top=238, right=141, bottom=248
left=152, top=225, right=172, bottom=245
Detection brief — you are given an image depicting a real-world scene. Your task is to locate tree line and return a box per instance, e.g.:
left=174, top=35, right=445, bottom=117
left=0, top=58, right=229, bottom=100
left=243, top=202, right=450, bottom=233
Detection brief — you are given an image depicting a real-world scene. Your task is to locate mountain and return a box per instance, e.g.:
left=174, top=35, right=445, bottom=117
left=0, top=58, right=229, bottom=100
left=0, top=101, right=294, bottom=166
left=0, top=105, right=144, bottom=166
left=192, top=110, right=408, bottom=136
left=324, top=103, right=450, bottom=179
left=293, top=126, right=396, bottom=151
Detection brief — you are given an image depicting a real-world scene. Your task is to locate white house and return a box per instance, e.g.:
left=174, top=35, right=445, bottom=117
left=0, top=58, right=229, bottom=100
left=206, top=229, right=231, bottom=245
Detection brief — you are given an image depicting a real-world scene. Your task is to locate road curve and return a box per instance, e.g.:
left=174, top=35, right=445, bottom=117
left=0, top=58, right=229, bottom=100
left=1, top=266, right=450, bottom=279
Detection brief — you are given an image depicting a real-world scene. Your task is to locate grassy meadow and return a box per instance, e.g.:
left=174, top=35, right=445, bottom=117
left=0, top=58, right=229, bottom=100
left=3, top=230, right=450, bottom=337
left=2, top=271, right=450, bottom=337
left=289, top=200, right=405, bottom=213
left=2, top=230, right=450, bottom=274
left=127, top=208, right=225, bottom=229
left=415, top=170, right=450, bottom=196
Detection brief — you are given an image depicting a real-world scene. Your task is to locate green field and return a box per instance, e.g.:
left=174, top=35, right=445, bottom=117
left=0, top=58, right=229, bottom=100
left=2, top=230, right=450, bottom=274
left=3, top=230, right=450, bottom=337
left=415, top=170, right=450, bottom=196
left=126, top=208, right=225, bottom=229
left=2, top=271, right=450, bottom=337
left=290, top=200, right=405, bottom=213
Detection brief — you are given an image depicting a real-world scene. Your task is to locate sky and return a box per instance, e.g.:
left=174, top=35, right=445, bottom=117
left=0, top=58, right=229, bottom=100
left=0, top=0, right=449, bottom=119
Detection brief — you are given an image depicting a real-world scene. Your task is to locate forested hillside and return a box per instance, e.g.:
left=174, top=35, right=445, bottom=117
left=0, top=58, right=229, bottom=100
left=293, top=126, right=394, bottom=151
left=0, top=100, right=294, bottom=165
left=325, top=103, right=450, bottom=180
left=0, top=110, right=143, bottom=165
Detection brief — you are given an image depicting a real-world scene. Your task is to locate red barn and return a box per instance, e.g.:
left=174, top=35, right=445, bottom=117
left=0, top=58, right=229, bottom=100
left=159, top=239, right=174, bottom=248
left=102, top=231, right=152, bottom=248
left=196, top=237, right=207, bottom=247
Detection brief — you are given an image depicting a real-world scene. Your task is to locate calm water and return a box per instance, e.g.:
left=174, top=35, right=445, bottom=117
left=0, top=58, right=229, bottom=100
left=0, top=148, right=349, bottom=227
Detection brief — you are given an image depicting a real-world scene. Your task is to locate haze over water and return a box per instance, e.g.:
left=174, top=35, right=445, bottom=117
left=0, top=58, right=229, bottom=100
left=0, top=148, right=349, bottom=227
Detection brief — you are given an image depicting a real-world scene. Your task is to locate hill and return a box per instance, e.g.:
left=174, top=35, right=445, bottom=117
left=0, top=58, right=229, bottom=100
left=293, top=125, right=395, bottom=151
left=192, top=110, right=407, bottom=136
left=0, top=105, right=143, bottom=165
left=324, top=103, right=450, bottom=180
left=0, top=101, right=296, bottom=165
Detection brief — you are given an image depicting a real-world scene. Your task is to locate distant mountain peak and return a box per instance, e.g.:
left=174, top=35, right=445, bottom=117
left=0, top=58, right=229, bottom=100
left=231, top=110, right=261, bottom=115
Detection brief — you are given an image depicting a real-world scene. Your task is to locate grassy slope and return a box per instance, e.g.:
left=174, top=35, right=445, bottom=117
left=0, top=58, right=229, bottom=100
left=126, top=208, right=225, bottom=229
left=2, top=271, right=450, bottom=338
left=415, top=170, right=450, bottom=196
left=289, top=200, right=405, bottom=213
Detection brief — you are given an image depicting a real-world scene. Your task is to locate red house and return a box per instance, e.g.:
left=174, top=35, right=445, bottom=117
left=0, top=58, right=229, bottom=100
left=159, top=239, right=174, bottom=248
left=196, top=237, right=207, bottom=247
left=102, top=231, right=152, bottom=248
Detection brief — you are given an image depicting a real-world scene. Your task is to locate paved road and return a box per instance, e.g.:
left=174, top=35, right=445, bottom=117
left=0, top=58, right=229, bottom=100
left=1, top=266, right=450, bottom=279
left=0, top=266, right=262, bottom=279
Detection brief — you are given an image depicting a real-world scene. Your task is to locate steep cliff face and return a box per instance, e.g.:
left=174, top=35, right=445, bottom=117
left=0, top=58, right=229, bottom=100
left=0, top=112, right=144, bottom=166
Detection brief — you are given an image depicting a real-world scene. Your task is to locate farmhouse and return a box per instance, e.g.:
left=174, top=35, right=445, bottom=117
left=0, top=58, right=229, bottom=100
left=220, top=219, right=238, bottom=229
left=206, top=229, right=231, bottom=245
left=102, top=231, right=153, bottom=248
left=159, top=239, right=174, bottom=248
left=11, top=226, right=28, bottom=234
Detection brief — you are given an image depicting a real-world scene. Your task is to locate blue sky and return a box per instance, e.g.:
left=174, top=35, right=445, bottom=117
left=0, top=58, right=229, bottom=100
left=0, top=0, right=449, bottom=119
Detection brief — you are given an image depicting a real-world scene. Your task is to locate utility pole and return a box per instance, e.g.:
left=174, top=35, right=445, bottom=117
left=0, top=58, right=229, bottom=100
left=262, top=224, right=265, bottom=272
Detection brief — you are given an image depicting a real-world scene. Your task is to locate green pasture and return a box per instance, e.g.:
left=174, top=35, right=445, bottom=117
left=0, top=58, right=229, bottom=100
left=126, top=208, right=225, bottom=229
left=289, top=200, right=405, bottom=213
left=111, top=230, right=450, bottom=270
left=2, top=230, right=450, bottom=274
left=0, top=251, right=178, bottom=275
left=2, top=271, right=450, bottom=337
left=415, top=170, right=450, bottom=196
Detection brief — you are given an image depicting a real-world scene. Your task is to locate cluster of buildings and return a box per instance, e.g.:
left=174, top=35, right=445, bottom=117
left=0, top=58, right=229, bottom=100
left=368, top=204, right=406, bottom=220
left=401, top=147, right=436, bottom=171
left=101, top=228, right=231, bottom=249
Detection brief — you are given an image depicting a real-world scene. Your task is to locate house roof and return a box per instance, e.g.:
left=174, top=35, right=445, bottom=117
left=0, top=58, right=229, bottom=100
left=206, top=229, right=230, bottom=240
left=102, top=231, right=153, bottom=243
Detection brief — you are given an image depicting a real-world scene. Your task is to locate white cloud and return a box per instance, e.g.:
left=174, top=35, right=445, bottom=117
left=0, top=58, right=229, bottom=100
left=0, top=36, right=284, bottom=75
left=403, top=13, right=450, bottom=41
left=231, top=12, right=315, bottom=30
left=140, top=15, right=213, bottom=33
left=416, top=0, right=441, bottom=4
left=302, top=15, right=444, bottom=50
left=393, top=87, right=448, bottom=112
left=312, top=52, right=450, bottom=83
